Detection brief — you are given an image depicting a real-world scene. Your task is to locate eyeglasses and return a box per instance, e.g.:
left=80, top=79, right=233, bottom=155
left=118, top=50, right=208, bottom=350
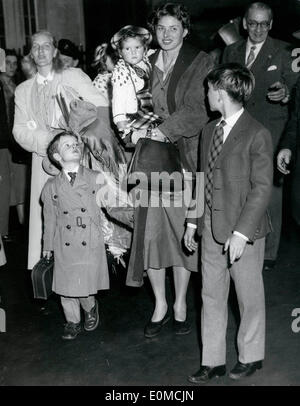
left=247, top=20, right=271, bottom=30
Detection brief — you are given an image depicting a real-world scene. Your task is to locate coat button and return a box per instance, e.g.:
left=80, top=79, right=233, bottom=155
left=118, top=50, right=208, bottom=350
left=66, top=225, right=71, bottom=230
left=53, top=195, right=58, bottom=199
left=92, top=190, right=95, bottom=194
left=82, top=224, right=86, bottom=229
left=82, top=241, right=87, bottom=246
left=63, top=211, right=68, bottom=214
left=65, top=242, right=70, bottom=246
left=81, top=208, right=86, bottom=212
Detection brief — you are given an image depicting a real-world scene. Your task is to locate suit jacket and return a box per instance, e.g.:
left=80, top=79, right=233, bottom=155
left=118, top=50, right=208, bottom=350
left=149, top=42, right=214, bottom=172
left=189, top=110, right=273, bottom=243
left=279, top=75, right=300, bottom=224
left=222, top=36, right=298, bottom=151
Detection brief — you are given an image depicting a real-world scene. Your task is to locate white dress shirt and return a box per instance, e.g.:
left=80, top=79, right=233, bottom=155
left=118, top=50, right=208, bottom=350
left=36, top=71, right=54, bottom=85
left=245, top=38, right=266, bottom=66
left=155, top=48, right=180, bottom=81
left=64, top=165, right=79, bottom=182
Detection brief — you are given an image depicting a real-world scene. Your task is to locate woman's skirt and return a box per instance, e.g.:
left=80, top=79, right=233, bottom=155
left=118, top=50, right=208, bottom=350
left=126, top=190, right=198, bottom=287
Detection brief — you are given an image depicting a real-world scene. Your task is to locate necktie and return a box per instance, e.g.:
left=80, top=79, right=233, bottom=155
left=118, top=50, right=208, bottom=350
left=246, top=45, right=256, bottom=68
left=205, top=120, right=226, bottom=208
left=68, top=172, right=77, bottom=186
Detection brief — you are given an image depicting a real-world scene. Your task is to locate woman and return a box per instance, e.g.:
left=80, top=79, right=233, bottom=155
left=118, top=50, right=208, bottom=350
left=0, top=49, right=29, bottom=227
left=92, top=42, right=118, bottom=105
left=126, top=3, right=214, bottom=337
left=13, top=30, right=128, bottom=270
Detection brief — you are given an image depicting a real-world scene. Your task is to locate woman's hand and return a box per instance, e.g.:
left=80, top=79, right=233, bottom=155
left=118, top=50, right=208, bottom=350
left=184, top=226, right=197, bottom=252
left=131, top=129, right=147, bottom=144
left=150, top=127, right=169, bottom=142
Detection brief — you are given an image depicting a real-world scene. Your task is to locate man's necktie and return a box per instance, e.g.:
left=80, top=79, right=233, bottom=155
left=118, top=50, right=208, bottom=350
left=68, top=172, right=77, bottom=186
left=205, top=120, right=226, bottom=209
left=246, top=45, right=256, bottom=68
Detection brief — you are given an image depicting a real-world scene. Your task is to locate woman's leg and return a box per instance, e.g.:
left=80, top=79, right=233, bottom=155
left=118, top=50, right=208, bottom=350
left=173, top=266, right=191, bottom=321
left=147, top=268, right=168, bottom=322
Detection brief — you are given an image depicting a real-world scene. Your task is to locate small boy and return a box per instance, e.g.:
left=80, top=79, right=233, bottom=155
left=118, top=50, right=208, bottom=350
left=184, top=63, right=273, bottom=382
left=41, top=132, right=133, bottom=340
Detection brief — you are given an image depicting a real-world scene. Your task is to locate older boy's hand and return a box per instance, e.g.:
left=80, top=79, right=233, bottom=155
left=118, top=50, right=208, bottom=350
left=224, top=234, right=247, bottom=264
left=184, top=226, right=198, bottom=252
left=43, top=250, right=52, bottom=261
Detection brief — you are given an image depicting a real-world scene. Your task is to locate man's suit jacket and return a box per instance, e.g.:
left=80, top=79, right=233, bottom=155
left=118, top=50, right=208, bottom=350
left=190, top=110, right=273, bottom=243
left=149, top=43, right=214, bottom=172
left=279, top=75, right=300, bottom=224
left=222, top=36, right=298, bottom=151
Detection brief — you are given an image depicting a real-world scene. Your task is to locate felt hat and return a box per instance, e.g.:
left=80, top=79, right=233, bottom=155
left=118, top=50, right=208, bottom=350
left=58, top=39, right=80, bottom=60
left=218, top=18, right=242, bottom=46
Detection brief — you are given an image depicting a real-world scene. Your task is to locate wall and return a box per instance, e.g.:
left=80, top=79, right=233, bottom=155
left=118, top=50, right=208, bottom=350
left=2, top=0, right=25, bottom=51
left=2, top=0, right=85, bottom=53
left=36, top=0, right=85, bottom=48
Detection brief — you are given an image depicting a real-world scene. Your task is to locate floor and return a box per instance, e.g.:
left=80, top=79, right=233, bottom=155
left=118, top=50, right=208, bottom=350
left=0, top=212, right=300, bottom=387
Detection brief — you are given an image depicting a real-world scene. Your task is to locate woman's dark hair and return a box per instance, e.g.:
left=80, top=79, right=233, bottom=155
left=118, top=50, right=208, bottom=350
left=30, top=30, right=64, bottom=72
left=148, top=2, right=191, bottom=33
left=92, top=43, right=119, bottom=74
left=206, top=63, right=255, bottom=104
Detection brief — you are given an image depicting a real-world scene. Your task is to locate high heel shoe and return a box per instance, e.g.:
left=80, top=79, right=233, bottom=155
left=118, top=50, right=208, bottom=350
left=173, top=319, right=191, bottom=335
left=144, top=313, right=170, bottom=338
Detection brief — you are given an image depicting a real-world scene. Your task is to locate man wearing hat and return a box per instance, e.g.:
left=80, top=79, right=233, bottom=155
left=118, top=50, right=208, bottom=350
left=222, top=2, right=298, bottom=272
left=58, top=38, right=80, bottom=69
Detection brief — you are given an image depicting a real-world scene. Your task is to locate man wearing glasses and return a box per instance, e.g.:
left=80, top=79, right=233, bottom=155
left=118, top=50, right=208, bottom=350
left=222, top=2, right=298, bottom=272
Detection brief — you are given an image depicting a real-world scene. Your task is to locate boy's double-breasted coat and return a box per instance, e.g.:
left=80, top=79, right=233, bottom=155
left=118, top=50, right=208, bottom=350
left=41, top=166, right=132, bottom=297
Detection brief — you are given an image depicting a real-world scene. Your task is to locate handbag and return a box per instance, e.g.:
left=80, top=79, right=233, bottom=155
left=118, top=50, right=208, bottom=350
left=127, top=138, right=184, bottom=191
left=31, top=256, right=54, bottom=300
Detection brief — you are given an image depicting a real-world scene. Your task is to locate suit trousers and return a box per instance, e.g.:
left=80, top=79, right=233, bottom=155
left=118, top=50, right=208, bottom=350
left=201, top=207, right=266, bottom=366
left=61, top=295, right=95, bottom=324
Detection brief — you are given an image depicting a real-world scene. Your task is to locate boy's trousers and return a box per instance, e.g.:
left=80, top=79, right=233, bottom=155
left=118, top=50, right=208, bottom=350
left=201, top=206, right=266, bottom=366
left=61, top=296, right=95, bottom=324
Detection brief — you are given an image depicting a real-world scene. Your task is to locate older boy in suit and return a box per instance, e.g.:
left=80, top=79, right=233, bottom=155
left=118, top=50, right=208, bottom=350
left=184, top=63, right=273, bottom=383
left=42, top=132, right=133, bottom=340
